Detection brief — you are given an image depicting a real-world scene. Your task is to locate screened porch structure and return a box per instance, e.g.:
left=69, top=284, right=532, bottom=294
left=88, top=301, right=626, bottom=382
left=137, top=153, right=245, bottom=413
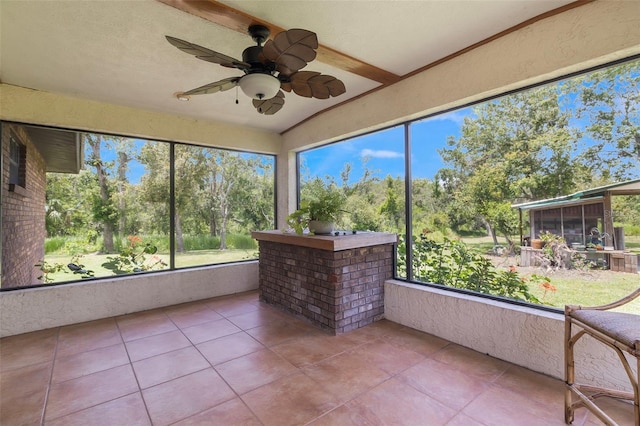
left=513, top=179, right=640, bottom=250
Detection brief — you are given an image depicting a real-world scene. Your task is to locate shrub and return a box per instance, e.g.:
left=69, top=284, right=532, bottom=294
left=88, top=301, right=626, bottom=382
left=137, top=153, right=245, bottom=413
left=44, top=237, right=67, bottom=254
left=183, top=234, right=220, bottom=251
left=226, top=233, right=257, bottom=250
left=398, top=233, right=541, bottom=304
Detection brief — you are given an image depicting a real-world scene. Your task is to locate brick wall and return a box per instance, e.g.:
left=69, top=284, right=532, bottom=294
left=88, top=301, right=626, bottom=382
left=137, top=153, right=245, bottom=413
left=258, top=240, right=394, bottom=334
left=2, top=124, right=47, bottom=288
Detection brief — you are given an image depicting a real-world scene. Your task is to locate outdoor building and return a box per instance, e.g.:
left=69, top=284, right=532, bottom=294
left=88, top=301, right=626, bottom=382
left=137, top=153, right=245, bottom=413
left=514, top=179, right=640, bottom=272
left=0, top=1, right=638, bottom=424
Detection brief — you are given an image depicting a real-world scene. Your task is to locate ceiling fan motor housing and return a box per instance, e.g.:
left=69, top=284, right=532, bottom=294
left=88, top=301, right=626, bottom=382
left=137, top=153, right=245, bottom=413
left=242, top=45, right=266, bottom=67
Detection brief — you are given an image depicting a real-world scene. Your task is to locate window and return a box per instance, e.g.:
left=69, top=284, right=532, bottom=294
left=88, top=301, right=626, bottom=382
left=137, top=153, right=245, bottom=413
left=9, top=136, right=26, bottom=188
left=297, top=57, right=640, bottom=311
left=1, top=129, right=275, bottom=289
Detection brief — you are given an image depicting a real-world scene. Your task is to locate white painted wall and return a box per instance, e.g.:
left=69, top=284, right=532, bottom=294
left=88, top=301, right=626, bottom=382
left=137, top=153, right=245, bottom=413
left=0, top=84, right=282, bottom=155
left=385, top=280, right=636, bottom=392
left=0, top=262, right=258, bottom=338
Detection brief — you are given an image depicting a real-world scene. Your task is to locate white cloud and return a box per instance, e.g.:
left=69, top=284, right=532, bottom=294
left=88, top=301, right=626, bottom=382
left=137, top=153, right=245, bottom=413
left=427, top=110, right=470, bottom=125
left=361, top=149, right=403, bottom=159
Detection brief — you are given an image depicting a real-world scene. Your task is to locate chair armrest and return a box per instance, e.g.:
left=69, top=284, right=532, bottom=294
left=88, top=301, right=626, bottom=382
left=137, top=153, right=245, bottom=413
left=566, top=287, right=640, bottom=314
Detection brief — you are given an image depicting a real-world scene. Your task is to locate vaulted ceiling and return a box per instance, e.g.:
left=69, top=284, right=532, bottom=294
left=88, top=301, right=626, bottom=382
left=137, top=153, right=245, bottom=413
left=1, top=0, right=581, bottom=134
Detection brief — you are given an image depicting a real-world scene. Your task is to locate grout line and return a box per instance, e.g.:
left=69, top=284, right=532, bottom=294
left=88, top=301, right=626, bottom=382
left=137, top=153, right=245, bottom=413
left=39, top=326, right=61, bottom=426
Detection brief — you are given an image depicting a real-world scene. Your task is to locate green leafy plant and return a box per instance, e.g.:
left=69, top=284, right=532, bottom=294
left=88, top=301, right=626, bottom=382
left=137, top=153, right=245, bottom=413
left=101, top=235, right=166, bottom=274
left=35, top=260, right=67, bottom=283
left=35, top=254, right=94, bottom=283
left=286, top=178, right=346, bottom=234
left=397, top=233, right=541, bottom=304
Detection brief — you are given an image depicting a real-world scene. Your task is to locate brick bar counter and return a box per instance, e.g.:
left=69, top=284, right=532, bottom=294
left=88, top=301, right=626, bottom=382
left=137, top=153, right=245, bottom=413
left=251, top=230, right=397, bottom=334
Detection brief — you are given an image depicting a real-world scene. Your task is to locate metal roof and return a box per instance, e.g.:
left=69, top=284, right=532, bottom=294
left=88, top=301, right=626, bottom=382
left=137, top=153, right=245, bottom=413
left=511, top=178, right=640, bottom=210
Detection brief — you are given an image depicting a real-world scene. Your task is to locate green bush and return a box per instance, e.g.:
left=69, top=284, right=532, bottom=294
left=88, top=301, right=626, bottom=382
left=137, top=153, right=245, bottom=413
left=183, top=234, right=220, bottom=251
left=397, top=233, right=542, bottom=304
left=44, top=237, right=67, bottom=254
left=226, top=233, right=257, bottom=250
left=621, top=224, right=640, bottom=236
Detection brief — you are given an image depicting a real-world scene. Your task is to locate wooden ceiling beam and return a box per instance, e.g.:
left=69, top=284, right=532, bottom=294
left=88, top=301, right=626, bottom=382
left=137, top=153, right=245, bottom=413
left=156, top=0, right=401, bottom=85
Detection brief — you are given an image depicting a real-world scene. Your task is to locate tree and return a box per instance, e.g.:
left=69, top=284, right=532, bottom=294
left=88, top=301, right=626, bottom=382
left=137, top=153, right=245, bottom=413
left=565, top=59, right=640, bottom=180
left=436, top=85, right=578, bottom=242
left=378, top=175, right=404, bottom=231
left=85, top=134, right=119, bottom=253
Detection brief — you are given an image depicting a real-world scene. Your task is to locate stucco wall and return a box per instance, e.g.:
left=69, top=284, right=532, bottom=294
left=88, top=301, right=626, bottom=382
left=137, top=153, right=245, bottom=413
left=385, top=280, right=636, bottom=392
left=0, top=84, right=282, bottom=155
left=0, top=261, right=258, bottom=338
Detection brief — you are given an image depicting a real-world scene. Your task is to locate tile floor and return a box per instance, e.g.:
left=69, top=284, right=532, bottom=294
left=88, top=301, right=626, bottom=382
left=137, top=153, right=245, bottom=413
left=0, top=290, right=635, bottom=425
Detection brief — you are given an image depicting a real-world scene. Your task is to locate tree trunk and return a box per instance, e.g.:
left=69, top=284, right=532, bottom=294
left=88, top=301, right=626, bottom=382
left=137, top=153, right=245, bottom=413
left=117, top=151, right=128, bottom=236
left=481, top=217, right=499, bottom=246
left=88, top=136, right=115, bottom=253
left=175, top=212, right=184, bottom=253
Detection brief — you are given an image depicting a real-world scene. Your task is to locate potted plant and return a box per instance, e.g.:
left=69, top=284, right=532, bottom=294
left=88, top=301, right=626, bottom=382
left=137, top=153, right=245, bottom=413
left=285, top=178, right=346, bottom=235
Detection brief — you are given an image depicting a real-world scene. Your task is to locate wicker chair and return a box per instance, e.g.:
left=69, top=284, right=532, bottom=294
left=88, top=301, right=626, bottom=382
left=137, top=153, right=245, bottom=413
left=564, top=287, right=640, bottom=425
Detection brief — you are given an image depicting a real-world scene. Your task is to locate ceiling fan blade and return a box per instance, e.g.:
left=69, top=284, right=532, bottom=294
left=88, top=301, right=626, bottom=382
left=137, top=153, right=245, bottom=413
left=182, top=77, right=240, bottom=96
left=253, top=91, right=285, bottom=115
left=165, top=36, right=250, bottom=70
left=289, top=71, right=346, bottom=99
left=262, top=29, right=318, bottom=74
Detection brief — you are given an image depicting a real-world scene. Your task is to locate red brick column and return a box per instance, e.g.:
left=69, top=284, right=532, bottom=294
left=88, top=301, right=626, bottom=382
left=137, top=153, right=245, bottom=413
left=257, top=240, right=394, bottom=334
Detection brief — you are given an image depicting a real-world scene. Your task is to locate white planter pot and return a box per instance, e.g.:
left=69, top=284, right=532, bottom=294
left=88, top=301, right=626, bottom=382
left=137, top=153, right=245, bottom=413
left=308, top=220, right=335, bottom=235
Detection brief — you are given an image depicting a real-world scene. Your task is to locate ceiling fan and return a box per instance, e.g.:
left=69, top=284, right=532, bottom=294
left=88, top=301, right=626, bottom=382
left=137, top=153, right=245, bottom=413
left=166, top=25, right=346, bottom=115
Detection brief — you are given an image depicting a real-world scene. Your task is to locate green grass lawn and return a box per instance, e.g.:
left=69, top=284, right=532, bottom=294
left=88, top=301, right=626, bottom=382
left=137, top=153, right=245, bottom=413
left=41, top=249, right=258, bottom=283
left=458, top=235, right=639, bottom=312
left=520, top=267, right=639, bottom=313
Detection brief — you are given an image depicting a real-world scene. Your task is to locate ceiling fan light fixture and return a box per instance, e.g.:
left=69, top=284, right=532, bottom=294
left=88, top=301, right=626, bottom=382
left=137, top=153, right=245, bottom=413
left=175, top=92, right=191, bottom=101
left=239, top=73, right=280, bottom=100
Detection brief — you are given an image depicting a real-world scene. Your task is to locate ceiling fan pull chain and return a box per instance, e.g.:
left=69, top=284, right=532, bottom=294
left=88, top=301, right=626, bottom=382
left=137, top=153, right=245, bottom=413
left=235, top=86, right=239, bottom=105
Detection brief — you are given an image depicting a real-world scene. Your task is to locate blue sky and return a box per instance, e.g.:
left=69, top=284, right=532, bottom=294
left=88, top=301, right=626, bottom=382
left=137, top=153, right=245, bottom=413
left=300, top=108, right=471, bottom=184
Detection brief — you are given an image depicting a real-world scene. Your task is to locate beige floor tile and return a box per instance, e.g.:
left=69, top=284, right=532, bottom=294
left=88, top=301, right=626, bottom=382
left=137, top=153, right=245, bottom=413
left=215, top=348, right=297, bottom=394
left=52, top=343, right=129, bottom=383
left=399, top=357, right=491, bottom=411
left=57, top=318, right=122, bottom=357
left=348, top=338, right=425, bottom=375
left=173, top=397, right=262, bottom=425
left=0, top=361, right=50, bottom=425
left=307, top=404, right=376, bottom=426
left=226, top=305, right=286, bottom=330
left=142, top=368, right=235, bottom=426
left=0, top=384, right=47, bottom=425
left=270, top=332, right=360, bottom=367
left=430, top=343, right=510, bottom=381
left=495, top=364, right=565, bottom=408
left=246, top=319, right=316, bottom=347
left=0, top=360, right=51, bottom=398
left=45, top=364, right=139, bottom=421
left=241, top=372, right=339, bottom=426
left=381, top=326, right=450, bottom=356
left=196, top=331, right=265, bottom=366
left=117, top=311, right=178, bottom=342
left=463, top=385, right=567, bottom=425
left=302, top=348, right=391, bottom=402
left=180, top=317, right=242, bottom=345
left=205, top=297, right=260, bottom=317
left=164, top=303, right=223, bottom=329
left=125, top=329, right=192, bottom=362
left=44, top=392, right=150, bottom=426
left=0, top=328, right=58, bottom=371
left=132, top=346, right=210, bottom=389
left=347, top=378, right=458, bottom=425
left=582, top=396, right=637, bottom=426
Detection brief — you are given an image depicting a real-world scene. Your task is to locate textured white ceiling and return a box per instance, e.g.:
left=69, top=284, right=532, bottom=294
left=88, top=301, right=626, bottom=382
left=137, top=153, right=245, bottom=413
left=0, top=0, right=574, bottom=133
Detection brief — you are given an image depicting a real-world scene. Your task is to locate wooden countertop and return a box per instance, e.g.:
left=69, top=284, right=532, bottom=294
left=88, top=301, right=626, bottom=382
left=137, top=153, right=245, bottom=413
left=251, top=230, right=397, bottom=251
